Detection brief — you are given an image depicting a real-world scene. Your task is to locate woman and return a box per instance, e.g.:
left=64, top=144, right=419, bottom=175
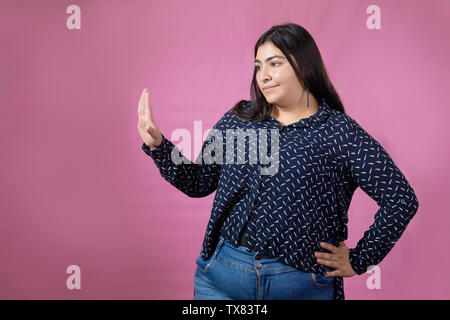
left=137, top=23, right=419, bottom=300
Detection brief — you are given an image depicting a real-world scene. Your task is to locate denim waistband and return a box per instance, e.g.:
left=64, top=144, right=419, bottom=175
left=216, top=236, right=298, bottom=272
left=215, top=235, right=335, bottom=274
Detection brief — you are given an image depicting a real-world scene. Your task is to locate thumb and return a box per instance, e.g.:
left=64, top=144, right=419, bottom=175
left=146, top=125, right=159, bottom=137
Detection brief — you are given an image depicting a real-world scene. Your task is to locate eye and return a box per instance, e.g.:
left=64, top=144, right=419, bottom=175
left=255, top=61, right=281, bottom=71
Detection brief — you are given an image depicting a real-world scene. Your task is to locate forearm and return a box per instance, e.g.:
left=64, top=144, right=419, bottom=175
left=349, top=188, right=419, bottom=275
left=142, top=133, right=222, bottom=198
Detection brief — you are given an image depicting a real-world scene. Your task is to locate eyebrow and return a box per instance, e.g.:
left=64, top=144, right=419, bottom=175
left=254, top=55, right=286, bottom=63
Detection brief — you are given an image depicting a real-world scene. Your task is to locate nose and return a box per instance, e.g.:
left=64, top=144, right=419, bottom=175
left=258, top=66, right=271, bottom=84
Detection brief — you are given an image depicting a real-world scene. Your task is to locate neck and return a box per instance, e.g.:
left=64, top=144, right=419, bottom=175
left=271, top=95, right=319, bottom=122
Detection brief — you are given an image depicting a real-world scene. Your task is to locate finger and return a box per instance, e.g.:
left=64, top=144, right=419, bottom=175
left=325, top=270, right=340, bottom=277
left=144, top=91, right=154, bottom=120
left=139, top=89, right=148, bottom=117
left=138, top=88, right=146, bottom=116
left=316, top=258, right=337, bottom=269
left=314, top=251, right=338, bottom=261
left=320, top=242, right=338, bottom=253
left=147, top=125, right=158, bottom=138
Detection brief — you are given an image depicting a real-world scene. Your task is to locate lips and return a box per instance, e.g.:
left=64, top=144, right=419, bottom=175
left=262, top=85, right=279, bottom=91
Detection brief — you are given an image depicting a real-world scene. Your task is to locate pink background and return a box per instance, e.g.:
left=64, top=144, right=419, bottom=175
left=0, top=0, right=448, bottom=299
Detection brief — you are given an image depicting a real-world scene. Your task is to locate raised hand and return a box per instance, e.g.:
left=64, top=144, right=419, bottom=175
left=137, top=88, right=163, bottom=150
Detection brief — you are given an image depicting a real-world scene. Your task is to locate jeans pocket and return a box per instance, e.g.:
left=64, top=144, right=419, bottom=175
left=309, top=272, right=334, bottom=288
left=196, top=254, right=216, bottom=274
left=195, top=237, right=224, bottom=274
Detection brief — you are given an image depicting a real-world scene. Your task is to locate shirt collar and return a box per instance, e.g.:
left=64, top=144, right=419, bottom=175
left=263, top=98, right=331, bottom=129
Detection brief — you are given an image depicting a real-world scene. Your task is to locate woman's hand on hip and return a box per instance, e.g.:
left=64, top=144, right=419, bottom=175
left=314, top=241, right=356, bottom=278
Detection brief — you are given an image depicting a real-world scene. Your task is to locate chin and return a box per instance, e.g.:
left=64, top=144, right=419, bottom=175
left=265, top=97, right=280, bottom=105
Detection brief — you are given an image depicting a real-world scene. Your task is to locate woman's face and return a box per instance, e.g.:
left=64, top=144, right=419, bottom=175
left=255, top=41, right=305, bottom=108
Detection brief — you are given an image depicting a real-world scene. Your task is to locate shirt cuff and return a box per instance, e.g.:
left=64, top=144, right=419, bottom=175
left=348, top=248, right=369, bottom=275
left=141, top=133, right=173, bottom=163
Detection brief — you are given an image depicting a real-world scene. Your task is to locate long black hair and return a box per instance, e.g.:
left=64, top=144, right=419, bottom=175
left=232, top=23, right=346, bottom=122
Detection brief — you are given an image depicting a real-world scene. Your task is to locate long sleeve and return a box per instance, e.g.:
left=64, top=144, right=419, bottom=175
left=141, top=115, right=227, bottom=198
left=340, top=118, right=419, bottom=275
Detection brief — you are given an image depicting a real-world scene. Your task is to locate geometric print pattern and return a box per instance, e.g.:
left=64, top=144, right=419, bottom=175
left=142, top=98, right=419, bottom=300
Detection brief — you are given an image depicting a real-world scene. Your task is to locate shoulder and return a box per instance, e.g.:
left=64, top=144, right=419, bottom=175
left=214, top=100, right=252, bottom=129
left=319, top=107, right=387, bottom=159
left=225, top=99, right=252, bottom=116
left=324, top=106, right=358, bottom=130
left=317, top=107, right=370, bottom=148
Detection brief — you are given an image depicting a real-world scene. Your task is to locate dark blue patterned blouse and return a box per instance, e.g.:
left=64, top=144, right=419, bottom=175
left=142, top=98, right=419, bottom=300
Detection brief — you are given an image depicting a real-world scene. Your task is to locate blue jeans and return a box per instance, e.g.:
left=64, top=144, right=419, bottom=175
left=194, top=236, right=334, bottom=300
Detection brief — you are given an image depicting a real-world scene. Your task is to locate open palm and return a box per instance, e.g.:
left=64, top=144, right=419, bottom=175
left=137, top=88, right=162, bottom=150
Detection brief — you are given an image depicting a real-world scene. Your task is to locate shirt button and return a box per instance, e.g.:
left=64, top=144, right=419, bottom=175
left=255, top=253, right=263, bottom=260
left=256, top=263, right=263, bottom=270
